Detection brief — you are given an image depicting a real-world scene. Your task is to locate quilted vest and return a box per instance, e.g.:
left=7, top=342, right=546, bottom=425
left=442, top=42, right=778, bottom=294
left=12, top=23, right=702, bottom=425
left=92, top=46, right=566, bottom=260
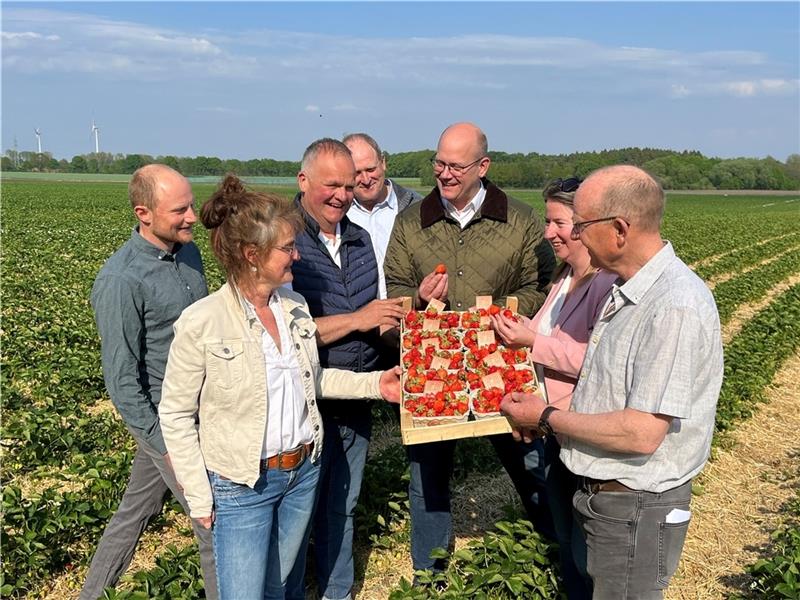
left=291, top=196, right=382, bottom=384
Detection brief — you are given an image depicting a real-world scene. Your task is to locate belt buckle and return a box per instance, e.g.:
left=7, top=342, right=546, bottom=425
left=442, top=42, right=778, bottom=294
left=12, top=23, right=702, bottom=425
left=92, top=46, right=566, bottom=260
left=278, top=444, right=307, bottom=471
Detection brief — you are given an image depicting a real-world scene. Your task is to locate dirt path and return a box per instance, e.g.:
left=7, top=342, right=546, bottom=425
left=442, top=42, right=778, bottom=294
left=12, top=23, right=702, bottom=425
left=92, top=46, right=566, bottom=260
left=665, top=351, right=800, bottom=599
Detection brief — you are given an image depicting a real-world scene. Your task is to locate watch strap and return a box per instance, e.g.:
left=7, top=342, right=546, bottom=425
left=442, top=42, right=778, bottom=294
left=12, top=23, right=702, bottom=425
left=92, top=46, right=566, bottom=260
left=538, top=405, right=559, bottom=436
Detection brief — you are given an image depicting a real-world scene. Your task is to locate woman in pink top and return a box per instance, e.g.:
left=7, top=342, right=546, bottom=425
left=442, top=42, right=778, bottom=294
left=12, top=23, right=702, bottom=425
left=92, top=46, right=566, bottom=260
left=492, top=177, right=617, bottom=600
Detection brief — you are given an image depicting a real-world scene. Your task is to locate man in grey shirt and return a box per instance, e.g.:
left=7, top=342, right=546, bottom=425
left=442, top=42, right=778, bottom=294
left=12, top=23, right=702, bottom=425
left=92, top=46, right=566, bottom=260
left=80, top=164, right=216, bottom=600
left=501, top=165, right=723, bottom=599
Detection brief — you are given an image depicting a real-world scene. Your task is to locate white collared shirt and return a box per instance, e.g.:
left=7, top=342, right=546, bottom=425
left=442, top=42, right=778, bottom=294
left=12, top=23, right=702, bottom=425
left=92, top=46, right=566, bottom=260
left=243, top=293, right=314, bottom=457
left=318, top=222, right=343, bottom=268
left=346, top=180, right=398, bottom=299
left=441, top=182, right=486, bottom=229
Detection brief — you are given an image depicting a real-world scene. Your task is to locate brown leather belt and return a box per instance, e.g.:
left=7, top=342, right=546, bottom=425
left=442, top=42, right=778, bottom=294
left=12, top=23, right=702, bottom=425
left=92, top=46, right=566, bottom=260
left=582, top=477, right=635, bottom=494
left=261, top=443, right=314, bottom=472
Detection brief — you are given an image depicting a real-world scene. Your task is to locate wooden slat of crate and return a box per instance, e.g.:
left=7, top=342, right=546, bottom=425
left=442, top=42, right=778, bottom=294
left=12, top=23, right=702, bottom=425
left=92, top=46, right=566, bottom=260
left=400, top=407, right=512, bottom=445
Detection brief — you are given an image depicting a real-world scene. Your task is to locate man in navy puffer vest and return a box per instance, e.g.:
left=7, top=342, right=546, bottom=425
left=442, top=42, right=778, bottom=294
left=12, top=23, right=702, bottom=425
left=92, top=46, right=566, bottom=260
left=287, top=138, right=406, bottom=600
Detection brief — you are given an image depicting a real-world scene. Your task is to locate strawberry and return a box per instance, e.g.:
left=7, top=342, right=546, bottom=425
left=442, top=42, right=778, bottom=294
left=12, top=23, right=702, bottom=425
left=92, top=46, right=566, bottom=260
left=502, top=308, right=519, bottom=322
left=410, top=391, right=469, bottom=417
left=435, top=263, right=447, bottom=274
left=441, top=311, right=461, bottom=328
left=475, top=387, right=504, bottom=413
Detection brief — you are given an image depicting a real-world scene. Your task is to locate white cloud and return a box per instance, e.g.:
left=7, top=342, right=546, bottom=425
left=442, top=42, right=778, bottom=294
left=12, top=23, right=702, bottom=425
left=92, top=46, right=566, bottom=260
left=196, top=106, right=241, bottom=115
left=332, top=104, right=358, bottom=112
left=305, top=105, right=320, bottom=112
left=1, top=30, right=60, bottom=48
left=2, top=8, right=248, bottom=80
left=669, top=78, right=799, bottom=99
left=726, top=81, right=757, bottom=97
left=2, top=6, right=794, bottom=101
left=671, top=84, right=691, bottom=99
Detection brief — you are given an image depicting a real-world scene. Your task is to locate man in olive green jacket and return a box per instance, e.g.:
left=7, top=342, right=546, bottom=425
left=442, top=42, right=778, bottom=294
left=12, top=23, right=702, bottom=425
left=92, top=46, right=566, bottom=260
left=384, top=122, right=556, bottom=575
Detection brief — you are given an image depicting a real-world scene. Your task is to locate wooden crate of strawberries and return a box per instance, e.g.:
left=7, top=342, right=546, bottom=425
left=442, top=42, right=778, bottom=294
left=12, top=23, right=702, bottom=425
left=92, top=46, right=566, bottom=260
left=398, top=296, right=542, bottom=445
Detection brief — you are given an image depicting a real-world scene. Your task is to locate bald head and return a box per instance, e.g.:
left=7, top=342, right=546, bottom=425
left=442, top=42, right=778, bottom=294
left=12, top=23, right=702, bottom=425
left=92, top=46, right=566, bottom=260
left=578, top=165, right=665, bottom=233
left=438, top=122, right=488, bottom=159
left=129, top=164, right=187, bottom=210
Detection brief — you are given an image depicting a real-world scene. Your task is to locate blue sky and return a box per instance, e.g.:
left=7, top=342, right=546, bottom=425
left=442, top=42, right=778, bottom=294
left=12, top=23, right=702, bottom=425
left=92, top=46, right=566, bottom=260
left=3, top=2, right=799, bottom=162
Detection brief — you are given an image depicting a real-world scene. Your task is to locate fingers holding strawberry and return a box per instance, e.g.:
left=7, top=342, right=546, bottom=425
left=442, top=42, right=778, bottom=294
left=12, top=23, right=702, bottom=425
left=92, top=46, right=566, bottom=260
left=419, top=269, right=448, bottom=305
left=491, top=312, right=535, bottom=348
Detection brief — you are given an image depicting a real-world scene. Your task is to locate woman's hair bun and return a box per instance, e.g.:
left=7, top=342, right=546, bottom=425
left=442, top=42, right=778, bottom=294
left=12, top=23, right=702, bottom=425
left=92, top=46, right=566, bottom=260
left=219, top=173, right=246, bottom=197
left=201, top=173, right=246, bottom=229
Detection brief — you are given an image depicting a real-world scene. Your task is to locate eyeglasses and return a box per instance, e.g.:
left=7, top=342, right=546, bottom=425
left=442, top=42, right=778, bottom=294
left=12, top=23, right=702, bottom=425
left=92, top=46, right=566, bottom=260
left=430, top=156, right=485, bottom=177
left=570, top=216, right=628, bottom=240
left=274, top=242, right=300, bottom=257
left=552, top=177, right=582, bottom=193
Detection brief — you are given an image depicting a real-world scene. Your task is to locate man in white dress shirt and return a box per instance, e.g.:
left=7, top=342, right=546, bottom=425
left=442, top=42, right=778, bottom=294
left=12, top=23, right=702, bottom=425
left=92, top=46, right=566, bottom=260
left=343, top=133, right=421, bottom=300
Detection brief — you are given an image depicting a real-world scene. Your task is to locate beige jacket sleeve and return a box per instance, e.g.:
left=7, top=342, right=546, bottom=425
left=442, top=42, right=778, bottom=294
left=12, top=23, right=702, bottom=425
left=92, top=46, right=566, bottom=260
left=158, top=312, right=214, bottom=519
left=318, top=368, right=383, bottom=400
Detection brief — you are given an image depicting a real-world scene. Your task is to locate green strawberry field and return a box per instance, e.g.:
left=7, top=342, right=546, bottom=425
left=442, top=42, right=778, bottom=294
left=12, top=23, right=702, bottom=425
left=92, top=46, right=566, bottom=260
left=2, top=179, right=799, bottom=599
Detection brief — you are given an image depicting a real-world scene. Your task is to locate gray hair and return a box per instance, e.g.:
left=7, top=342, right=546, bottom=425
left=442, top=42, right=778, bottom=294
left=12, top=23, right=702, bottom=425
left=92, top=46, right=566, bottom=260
left=342, top=132, right=383, bottom=162
left=591, top=166, right=665, bottom=232
left=300, top=138, right=352, bottom=173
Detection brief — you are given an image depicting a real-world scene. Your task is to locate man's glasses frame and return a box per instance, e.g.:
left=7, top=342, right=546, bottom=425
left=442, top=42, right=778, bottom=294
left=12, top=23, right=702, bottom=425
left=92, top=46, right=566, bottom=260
left=570, top=216, right=629, bottom=240
left=430, top=156, right=485, bottom=177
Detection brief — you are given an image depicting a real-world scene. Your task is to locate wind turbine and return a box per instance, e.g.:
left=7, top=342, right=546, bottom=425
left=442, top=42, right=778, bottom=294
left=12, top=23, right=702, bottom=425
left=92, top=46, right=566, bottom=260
left=34, top=128, right=42, bottom=154
left=91, top=120, right=100, bottom=154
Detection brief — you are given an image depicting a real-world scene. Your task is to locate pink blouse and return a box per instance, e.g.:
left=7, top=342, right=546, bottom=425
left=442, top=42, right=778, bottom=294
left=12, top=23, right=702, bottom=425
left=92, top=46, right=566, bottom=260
left=528, top=269, right=618, bottom=410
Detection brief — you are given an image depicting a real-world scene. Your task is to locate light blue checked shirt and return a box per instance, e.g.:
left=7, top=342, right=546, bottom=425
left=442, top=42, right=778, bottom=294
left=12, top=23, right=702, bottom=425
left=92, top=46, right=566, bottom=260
left=560, top=242, right=724, bottom=492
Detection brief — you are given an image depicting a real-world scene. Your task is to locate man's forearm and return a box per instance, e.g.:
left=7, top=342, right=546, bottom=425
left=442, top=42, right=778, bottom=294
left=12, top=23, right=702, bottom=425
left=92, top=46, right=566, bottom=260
left=315, top=313, right=359, bottom=346
left=550, top=408, right=671, bottom=455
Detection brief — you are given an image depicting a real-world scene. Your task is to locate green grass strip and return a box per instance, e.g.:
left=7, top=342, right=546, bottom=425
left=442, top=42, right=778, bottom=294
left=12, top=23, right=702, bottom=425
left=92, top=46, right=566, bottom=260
left=696, top=234, right=800, bottom=281
left=713, top=248, right=800, bottom=325
left=714, top=283, right=800, bottom=436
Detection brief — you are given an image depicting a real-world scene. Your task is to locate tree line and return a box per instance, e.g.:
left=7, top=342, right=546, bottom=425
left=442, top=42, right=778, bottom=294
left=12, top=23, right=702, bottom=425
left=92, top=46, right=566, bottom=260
left=3, top=147, right=799, bottom=190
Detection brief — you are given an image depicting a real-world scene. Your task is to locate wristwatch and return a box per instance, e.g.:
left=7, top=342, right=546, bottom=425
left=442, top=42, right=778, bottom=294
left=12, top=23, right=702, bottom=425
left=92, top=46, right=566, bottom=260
left=538, top=406, right=559, bottom=437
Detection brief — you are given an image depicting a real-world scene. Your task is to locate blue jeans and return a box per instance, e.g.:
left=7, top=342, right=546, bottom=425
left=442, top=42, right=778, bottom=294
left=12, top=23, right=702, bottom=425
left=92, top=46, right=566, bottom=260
left=573, top=478, right=693, bottom=599
left=210, top=457, right=320, bottom=600
left=544, top=438, right=591, bottom=600
left=408, top=434, right=552, bottom=572
left=316, top=410, right=373, bottom=600
left=286, top=409, right=372, bottom=600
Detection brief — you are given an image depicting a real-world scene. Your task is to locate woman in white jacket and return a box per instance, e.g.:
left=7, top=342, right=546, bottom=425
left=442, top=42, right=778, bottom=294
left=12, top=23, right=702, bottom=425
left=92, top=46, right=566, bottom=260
left=158, top=175, right=400, bottom=600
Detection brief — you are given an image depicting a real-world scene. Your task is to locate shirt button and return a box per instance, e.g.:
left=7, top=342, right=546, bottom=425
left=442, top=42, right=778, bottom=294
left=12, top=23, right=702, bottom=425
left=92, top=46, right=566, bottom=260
left=314, top=425, right=320, bottom=431
left=304, top=371, right=311, bottom=378
left=457, top=270, right=463, bottom=276
left=456, top=302, right=462, bottom=308
left=458, top=239, right=464, bottom=245
left=310, top=400, right=315, bottom=406
left=295, top=343, right=301, bottom=350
